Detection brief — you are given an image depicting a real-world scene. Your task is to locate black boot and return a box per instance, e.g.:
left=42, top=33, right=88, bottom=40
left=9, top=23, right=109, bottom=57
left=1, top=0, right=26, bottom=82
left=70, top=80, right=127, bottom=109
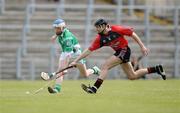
left=156, top=65, right=166, bottom=80
left=81, top=84, right=96, bottom=94
left=48, top=87, right=59, bottom=94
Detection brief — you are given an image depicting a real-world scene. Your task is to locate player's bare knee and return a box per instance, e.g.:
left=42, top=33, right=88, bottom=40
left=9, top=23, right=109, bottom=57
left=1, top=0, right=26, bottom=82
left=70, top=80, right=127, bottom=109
left=127, top=74, right=136, bottom=80
left=128, top=77, right=136, bottom=80
left=83, top=72, right=88, bottom=77
left=101, top=64, right=110, bottom=70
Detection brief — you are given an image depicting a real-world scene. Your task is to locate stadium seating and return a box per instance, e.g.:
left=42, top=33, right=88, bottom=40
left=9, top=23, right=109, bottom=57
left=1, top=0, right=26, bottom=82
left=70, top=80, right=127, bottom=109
left=0, top=0, right=179, bottom=79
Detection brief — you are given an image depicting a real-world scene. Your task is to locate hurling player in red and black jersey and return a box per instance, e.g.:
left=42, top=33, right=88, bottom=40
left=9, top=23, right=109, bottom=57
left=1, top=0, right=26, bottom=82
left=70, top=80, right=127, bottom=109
left=70, top=18, right=166, bottom=94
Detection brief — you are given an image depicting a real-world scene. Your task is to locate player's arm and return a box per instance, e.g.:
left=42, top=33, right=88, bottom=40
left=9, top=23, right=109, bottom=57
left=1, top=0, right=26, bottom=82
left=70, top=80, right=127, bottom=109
left=73, top=49, right=92, bottom=63
left=131, top=32, right=148, bottom=56
left=70, top=35, right=100, bottom=66
left=114, top=25, right=148, bottom=55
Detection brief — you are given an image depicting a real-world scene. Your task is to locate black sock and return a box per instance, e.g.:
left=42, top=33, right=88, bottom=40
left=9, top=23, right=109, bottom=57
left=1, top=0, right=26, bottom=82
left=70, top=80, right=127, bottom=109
left=92, top=78, right=103, bottom=92
left=147, top=67, right=156, bottom=74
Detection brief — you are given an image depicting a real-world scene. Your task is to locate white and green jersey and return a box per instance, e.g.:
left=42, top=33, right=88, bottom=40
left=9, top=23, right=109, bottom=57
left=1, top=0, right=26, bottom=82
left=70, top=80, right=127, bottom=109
left=57, top=28, right=79, bottom=52
left=57, top=28, right=85, bottom=63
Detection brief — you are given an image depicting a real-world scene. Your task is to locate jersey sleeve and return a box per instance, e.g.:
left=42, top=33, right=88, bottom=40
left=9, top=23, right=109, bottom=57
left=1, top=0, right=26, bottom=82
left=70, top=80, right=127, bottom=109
left=112, top=25, right=134, bottom=36
left=88, top=35, right=101, bottom=51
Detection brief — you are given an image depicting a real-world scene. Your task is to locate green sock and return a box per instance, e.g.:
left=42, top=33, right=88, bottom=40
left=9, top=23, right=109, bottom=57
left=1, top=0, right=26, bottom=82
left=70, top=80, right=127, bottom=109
left=54, top=84, right=61, bottom=92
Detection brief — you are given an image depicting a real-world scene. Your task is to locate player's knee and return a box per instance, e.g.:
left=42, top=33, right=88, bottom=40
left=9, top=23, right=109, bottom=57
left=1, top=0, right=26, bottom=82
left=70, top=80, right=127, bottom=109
left=127, top=74, right=136, bottom=80
left=101, top=64, right=109, bottom=70
left=82, top=72, right=88, bottom=77
left=128, top=76, right=136, bottom=80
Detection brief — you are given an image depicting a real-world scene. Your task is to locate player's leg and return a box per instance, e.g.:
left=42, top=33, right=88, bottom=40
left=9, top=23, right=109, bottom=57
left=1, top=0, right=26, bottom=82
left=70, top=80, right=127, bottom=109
left=48, top=54, right=70, bottom=94
left=75, top=63, right=93, bottom=77
left=81, top=55, right=121, bottom=94
left=48, top=60, right=66, bottom=93
left=75, top=63, right=100, bottom=77
left=71, top=49, right=101, bottom=76
left=121, top=62, right=148, bottom=80
left=121, top=62, right=166, bottom=80
left=48, top=76, right=63, bottom=93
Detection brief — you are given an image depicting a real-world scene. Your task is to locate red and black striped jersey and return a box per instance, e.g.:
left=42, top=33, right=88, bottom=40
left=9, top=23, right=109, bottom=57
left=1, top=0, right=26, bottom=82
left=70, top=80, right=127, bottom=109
left=88, top=25, right=133, bottom=51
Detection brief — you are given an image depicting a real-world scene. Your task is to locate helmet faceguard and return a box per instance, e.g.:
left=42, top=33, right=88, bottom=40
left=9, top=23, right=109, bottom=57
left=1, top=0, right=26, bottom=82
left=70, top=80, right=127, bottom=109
left=94, top=19, right=108, bottom=35
left=53, top=19, right=66, bottom=35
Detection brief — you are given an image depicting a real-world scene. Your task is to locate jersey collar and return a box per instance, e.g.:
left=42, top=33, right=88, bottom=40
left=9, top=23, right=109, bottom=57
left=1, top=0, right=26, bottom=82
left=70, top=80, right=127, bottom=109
left=59, top=28, right=68, bottom=37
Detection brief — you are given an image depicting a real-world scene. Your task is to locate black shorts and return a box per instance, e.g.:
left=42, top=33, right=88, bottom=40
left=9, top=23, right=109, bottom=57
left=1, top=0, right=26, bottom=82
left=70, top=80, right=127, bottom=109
left=114, top=46, right=131, bottom=63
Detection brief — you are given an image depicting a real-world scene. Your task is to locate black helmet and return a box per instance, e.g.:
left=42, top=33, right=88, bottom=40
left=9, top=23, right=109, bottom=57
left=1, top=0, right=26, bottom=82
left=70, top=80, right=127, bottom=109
left=94, top=18, right=108, bottom=26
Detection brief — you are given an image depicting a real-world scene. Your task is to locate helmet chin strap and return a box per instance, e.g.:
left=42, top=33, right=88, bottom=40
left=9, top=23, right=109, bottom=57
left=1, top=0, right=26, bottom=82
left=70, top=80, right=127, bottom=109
left=56, top=32, right=62, bottom=36
left=56, top=27, right=65, bottom=35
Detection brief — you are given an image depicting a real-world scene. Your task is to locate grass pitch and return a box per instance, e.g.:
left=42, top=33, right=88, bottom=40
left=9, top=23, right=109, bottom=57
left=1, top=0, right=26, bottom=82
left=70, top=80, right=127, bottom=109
left=0, top=79, right=180, bottom=113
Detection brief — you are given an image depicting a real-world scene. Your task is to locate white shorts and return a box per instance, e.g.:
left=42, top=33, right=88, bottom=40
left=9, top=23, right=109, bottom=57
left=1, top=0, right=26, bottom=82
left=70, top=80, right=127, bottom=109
left=59, top=50, right=85, bottom=64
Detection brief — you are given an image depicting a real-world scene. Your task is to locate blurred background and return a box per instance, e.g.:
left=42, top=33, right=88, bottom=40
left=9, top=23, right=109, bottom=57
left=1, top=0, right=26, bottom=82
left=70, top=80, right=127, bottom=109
left=0, top=0, right=179, bottom=80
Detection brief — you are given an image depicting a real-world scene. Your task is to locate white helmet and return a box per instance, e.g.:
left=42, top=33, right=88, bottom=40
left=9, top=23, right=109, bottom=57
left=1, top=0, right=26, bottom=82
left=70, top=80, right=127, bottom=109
left=53, top=18, right=66, bottom=28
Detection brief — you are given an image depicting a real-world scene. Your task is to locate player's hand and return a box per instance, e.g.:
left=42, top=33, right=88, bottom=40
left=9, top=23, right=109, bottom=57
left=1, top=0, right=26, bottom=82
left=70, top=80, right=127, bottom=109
left=69, top=61, right=77, bottom=67
left=141, top=46, right=149, bottom=56
left=51, top=35, right=57, bottom=43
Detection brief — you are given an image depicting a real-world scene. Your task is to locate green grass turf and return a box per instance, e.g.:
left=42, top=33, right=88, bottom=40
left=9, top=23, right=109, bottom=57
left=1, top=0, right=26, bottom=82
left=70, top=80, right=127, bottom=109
left=0, top=79, right=180, bottom=113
